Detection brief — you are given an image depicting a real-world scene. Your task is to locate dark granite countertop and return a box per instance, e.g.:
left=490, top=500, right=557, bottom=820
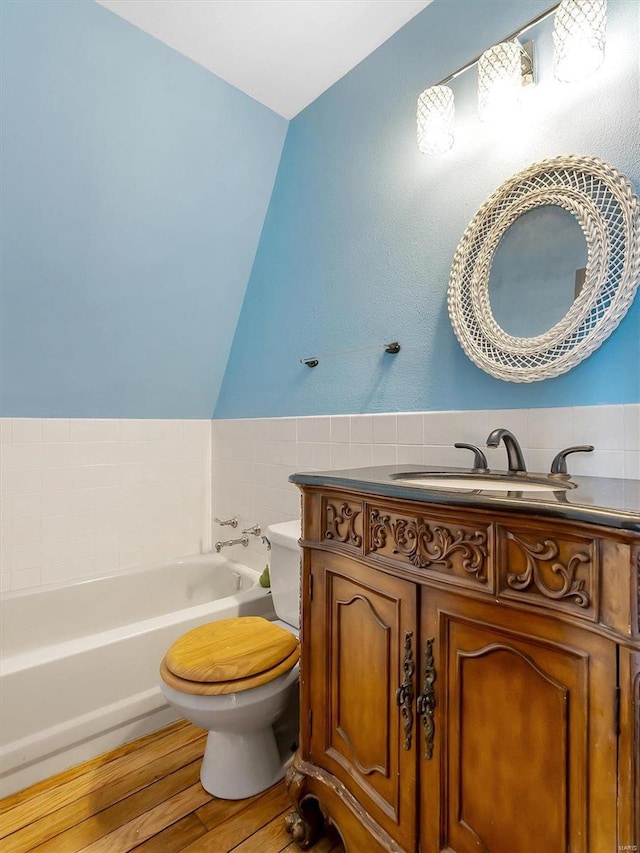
left=290, top=464, right=640, bottom=533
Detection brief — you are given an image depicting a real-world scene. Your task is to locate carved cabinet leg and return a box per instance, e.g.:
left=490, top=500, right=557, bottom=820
left=284, top=766, right=324, bottom=849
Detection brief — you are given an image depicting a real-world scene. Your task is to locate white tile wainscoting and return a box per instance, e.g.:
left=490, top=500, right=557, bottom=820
left=2, top=407, right=638, bottom=590
left=212, top=404, right=640, bottom=573
left=0, top=419, right=212, bottom=592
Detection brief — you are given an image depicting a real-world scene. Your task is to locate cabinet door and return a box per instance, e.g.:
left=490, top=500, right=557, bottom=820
left=307, top=550, right=417, bottom=851
left=420, top=590, right=618, bottom=853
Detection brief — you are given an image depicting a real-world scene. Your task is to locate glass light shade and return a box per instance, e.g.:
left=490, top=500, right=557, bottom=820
left=477, top=41, right=523, bottom=123
left=553, top=0, right=607, bottom=82
left=417, top=85, right=455, bottom=155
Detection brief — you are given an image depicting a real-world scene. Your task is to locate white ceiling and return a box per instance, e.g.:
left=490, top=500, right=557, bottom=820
left=97, top=0, right=432, bottom=119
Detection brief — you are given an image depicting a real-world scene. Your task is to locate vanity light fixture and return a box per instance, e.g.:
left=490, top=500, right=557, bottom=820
left=416, top=0, right=607, bottom=155
left=477, top=40, right=534, bottom=123
left=553, top=0, right=607, bottom=82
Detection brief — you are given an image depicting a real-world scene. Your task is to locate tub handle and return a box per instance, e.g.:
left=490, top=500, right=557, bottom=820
left=215, top=516, right=238, bottom=528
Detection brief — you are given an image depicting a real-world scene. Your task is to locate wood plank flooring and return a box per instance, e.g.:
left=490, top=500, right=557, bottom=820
left=0, top=721, right=345, bottom=853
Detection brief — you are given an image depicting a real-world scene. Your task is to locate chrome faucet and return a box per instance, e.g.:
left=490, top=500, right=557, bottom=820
left=215, top=534, right=249, bottom=552
left=486, top=428, right=527, bottom=474
left=214, top=522, right=261, bottom=553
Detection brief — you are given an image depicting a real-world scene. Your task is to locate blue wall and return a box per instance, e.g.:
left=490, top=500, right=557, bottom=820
left=216, top=0, right=640, bottom=418
left=1, top=0, right=287, bottom=418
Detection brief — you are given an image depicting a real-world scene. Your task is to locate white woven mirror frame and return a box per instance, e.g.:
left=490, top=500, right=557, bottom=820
left=447, top=155, right=640, bottom=382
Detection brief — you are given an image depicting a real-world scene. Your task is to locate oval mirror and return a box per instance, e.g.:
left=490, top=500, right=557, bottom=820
left=488, top=204, right=588, bottom=338
left=447, top=156, right=640, bottom=382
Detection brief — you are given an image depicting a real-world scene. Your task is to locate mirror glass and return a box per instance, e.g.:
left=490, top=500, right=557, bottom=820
left=488, top=204, right=588, bottom=338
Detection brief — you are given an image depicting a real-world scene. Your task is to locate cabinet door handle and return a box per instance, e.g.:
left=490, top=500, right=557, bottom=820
left=395, top=631, right=415, bottom=750
left=416, top=637, right=436, bottom=760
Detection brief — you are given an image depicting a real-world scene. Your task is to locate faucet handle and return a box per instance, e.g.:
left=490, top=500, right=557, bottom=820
left=215, top=516, right=238, bottom=528
left=454, top=443, right=489, bottom=473
left=242, top=524, right=261, bottom=537
left=550, top=445, right=594, bottom=477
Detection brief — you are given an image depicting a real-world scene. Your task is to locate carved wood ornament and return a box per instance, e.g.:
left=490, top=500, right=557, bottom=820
left=370, top=509, right=488, bottom=579
left=284, top=766, right=324, bottom=850
left=325, top=501, right=363, bottom=547
left=506, top=531, right=591, bottom=608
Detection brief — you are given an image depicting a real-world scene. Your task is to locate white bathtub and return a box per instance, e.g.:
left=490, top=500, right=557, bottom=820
left=0, top=554, right=275, bottom=796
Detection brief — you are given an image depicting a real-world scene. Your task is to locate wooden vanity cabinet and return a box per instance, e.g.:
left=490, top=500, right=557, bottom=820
left=285, top=487, right=640, bottom=853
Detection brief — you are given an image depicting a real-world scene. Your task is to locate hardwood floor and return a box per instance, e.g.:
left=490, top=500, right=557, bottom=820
left=0, top=721, right=345, bottom=853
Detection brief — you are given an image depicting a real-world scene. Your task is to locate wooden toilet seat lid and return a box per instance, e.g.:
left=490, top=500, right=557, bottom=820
left=162, top=616, right=298, bottom=684
left=160, top=645, right=299, bottom=695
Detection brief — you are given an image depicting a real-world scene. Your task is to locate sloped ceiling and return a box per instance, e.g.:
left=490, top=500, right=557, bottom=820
left=97, top=0, right=432, bottom=118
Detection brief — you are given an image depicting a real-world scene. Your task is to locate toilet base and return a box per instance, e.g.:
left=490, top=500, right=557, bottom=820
left=200, top=725, right=292, bottom=799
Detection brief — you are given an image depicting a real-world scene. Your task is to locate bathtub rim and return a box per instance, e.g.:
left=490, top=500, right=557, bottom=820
left=0, top=550, right=253, bottom=602
left=1, top=577, right=269, bottom=677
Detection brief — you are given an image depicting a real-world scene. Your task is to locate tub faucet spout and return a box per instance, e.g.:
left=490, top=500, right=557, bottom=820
left=215, top=534, right=249, bottom=553
left=486, top=428, right=527, bottom=474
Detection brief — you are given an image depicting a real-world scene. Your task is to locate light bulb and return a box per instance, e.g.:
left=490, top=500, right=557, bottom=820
left=553, top=0, right=607, bottom=82
left=417, top=85, right=455, bottom=155
left=478, top=41, right=524, bottom=123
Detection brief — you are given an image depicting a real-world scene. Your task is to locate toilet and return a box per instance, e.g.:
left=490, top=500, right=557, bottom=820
left=159, top=520, right=301, bottom=800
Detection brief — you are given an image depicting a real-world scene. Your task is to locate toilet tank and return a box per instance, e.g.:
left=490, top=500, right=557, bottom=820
left=267, top=520, right=301, bottom=629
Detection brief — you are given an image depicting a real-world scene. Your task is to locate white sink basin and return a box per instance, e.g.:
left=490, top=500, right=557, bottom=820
left=394, top=475, right=571, bottom=493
